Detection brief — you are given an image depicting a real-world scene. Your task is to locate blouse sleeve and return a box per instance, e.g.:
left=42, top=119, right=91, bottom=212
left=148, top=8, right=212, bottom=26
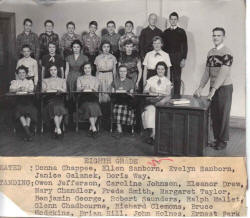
left=9, top=80, right=19, bottom=91
left=27, top=80, right=34, bottom=92
left=143, top=77, right=154, bottom=92
left=42, top=80, right=48, bottom=92
left=143, top=53, right=149, bottom=66
left=94, top=56, right=99, bottom=66
left=33, top=60, right=38, bottom=85
left=62, top=79, right=67, bottom=92
left=165, top=54, right=172, bottom=67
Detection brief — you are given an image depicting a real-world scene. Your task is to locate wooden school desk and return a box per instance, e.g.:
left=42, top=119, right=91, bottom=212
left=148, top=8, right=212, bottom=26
left=155, top=95, right=210, bottom=156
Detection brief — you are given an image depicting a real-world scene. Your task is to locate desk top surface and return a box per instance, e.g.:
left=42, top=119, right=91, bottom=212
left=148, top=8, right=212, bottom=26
left=156, top=95, right=210, bottom=111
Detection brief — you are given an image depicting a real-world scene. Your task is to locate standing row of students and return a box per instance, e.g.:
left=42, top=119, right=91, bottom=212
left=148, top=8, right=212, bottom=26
left=16, top=12, right=187, bottom=96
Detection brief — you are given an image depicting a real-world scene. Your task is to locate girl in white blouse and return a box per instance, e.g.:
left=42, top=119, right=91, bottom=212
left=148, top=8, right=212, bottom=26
left=16, top=44, right=38, bottom=87
left=142, top=61, right=172, bottom=144
left=10, top=65, right=37, bottom=141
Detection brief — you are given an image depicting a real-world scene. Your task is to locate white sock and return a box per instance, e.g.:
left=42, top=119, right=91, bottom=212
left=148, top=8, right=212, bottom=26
left=57, top=128, right=62, bottom=135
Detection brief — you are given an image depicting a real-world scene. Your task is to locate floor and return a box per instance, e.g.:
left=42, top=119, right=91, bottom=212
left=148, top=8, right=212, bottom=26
left=0, top=126, right=245, bottom=157
left=0, top=98, right=245, bottom=157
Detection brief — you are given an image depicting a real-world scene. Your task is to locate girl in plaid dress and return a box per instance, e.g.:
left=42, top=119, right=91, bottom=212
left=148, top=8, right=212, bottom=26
left=111, top=65, right=135, bottom=136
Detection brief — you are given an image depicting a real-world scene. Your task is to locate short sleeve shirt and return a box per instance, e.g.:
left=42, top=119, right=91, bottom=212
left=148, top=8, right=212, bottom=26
left=143, top=50, right=172, bottom=70
left=145, top=75, right=172, bottom=93
left=94, top=53, right=117, bottom=72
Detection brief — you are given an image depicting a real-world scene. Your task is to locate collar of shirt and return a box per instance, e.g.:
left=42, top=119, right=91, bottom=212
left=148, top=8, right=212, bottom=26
left=87, top=32, right=98, bottom=40
left=66, top=33, right=77, bottom=39
left=22, top=31, right=35, bottom=37
left=154, top=50, right=163, bottom=55
left=215, top=43, right=224, bottom=50
left=45, top=31, right=54, bottom=36
left=170, top=25, right=179, bottom=30
left=148, top=25, right=156, bottom=31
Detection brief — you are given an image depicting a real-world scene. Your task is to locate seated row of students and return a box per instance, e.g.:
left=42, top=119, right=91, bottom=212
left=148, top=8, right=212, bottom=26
left=10, top=61, right=171, bottom=143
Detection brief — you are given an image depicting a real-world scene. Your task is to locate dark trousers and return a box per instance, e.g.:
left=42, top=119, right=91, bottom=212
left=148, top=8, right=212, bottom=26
left=169, top=52, right=183, bottom=96
left=170, top=65, right=182, bottom=96
left=210, top=84, right=233, bottom=142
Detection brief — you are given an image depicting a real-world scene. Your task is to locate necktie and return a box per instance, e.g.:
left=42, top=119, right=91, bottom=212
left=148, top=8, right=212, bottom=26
left=155, top=52, right=161, bottom=57
left=49, top=56, right=55, bottom=63
left=157, top=78, right=161, bottom=86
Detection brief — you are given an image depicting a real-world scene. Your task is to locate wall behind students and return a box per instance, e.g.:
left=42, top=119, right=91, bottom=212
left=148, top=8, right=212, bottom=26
left=0, top=0, right=245, bottom=118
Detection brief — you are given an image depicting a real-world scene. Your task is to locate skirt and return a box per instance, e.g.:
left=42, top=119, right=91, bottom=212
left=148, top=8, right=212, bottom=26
left=141, top=105, right=156, bottom=129
left=112, top=104, right=135, bottom=125
left=97, top=71, right=113, bottom=103
left=79, top=101, right=102, bottom=120
left=43, top=97, right=68, bottom=124
left=15, top=103, right=38, bottom=122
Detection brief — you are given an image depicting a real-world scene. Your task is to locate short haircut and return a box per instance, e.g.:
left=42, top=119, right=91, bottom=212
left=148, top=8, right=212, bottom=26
left=100, top=40, right=112, bottom=52
left=80, top=62, right=92, bottom=74
left=118, top=64, right=128, bottom=71
left=21, top=44, right=31, bottom=50
left=16, top=65, right=29, bottom=74
left=123, top=39, right=134, bottom=46
left=48, top=42, right=57, bottom=48
left=44, top=19, right=54, bottom=27
left=152, top=36, right=163, bottom=44
left=213, top=27, right=226, bottom=36
left=71, top=39, right=82, bottom=49
left=169, top=12, right=179, bottom=19
left=23, top=18, right=32, bottom=26
left=107, top=20, right=116, bottom=28
left=66, top=21, right=75, bottom=29
left=155, top=61, right=168, bottom=76
left=89, top=21, right=98, bottom=27
left=125, top=20, right=134, bottom=27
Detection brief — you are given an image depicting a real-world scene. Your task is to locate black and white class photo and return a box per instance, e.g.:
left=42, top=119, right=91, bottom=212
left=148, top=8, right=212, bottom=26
left=0, top=0, right=246, bottom=156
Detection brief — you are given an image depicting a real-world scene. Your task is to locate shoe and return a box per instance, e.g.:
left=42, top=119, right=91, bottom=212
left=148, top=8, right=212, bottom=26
left=92, top=131, right=98, bottom=138
left=208, top=140, right=217, bottom=147
left=146, top=137, right=154, bottom=146
left=215, top=141, right=227, bottom=150
left=27, top=136, right=33, bottom=142
left=87, top=130, right=93, bottom=137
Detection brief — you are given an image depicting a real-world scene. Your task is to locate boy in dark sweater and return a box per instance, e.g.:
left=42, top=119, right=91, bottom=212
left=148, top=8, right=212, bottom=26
left=162, top=12, right=188, bottom=96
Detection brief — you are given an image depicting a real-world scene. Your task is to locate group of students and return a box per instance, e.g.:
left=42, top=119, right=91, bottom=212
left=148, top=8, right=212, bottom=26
left=10, top=11, right=233, bottom=150
left=11, top=12, right=179, bottom=143
left=12, top=59, right=171, bottom=143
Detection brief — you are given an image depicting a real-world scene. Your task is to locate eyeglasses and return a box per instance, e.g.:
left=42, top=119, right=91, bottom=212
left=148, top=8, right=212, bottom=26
left=212, top=35, right=223, bottom=37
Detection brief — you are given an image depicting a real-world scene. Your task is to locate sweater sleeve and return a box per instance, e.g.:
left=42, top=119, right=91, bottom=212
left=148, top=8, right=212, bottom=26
left=199, top=54, right=210, bottom=88
left=181, top=29, right=188, bottom=59
left=212, top=53, right=233, bottom=89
